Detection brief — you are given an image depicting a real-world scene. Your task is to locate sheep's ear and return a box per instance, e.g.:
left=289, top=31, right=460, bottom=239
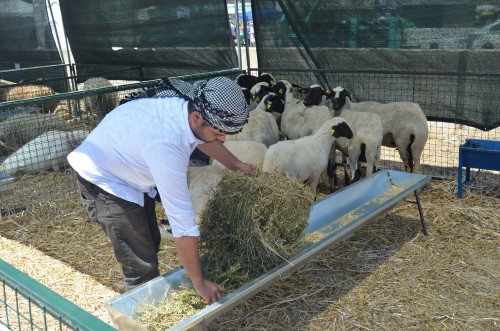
left=297, top=87, right=308, bottom=95
left=331, top=122, right=354, bottom=139
left=253, top=95, right=261, bottom=103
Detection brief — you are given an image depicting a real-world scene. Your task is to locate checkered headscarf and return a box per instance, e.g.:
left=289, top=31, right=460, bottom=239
left=120, top=77, right=249, bottom=134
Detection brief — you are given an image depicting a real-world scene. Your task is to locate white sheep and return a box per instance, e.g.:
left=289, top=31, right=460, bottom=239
left=262, top=117, right=353, bottom=195
left=225, top=93, right=282, bottom=147
left=331, top=109, right=383, bottom=184
left=330, top=86, right=429, bottom=173
left=211, top=141, right=268, bottom=170
left=2, top=130, right=90, bottom=176
left=302, top=85, right=384, bottom=188
left=81, top=77, right=118, bottom=120
left=0, top=113, right=67, bottom=152
left=187, top=165, right=226, bottom=224
left=274, top=80, right=331, bottom=140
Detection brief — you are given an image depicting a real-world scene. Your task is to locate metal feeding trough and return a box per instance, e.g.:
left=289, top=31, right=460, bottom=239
left=106, top=170, right=431, bottom=331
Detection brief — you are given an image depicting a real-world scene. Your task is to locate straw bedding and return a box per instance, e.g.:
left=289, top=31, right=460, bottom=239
left=0, top=169, right=498, bottom=330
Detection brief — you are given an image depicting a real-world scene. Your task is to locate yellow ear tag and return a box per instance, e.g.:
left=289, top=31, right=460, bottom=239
left=279, top=88, right=283, bottom=94
left=254, top=96, right=260, bottom=103
left=330, top=129, right=335, bottom=135
left=266, top=103, right=272, bottom=109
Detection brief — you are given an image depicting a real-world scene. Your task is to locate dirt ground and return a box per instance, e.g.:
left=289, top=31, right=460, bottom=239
left=0, top=167, right=498, bottom=330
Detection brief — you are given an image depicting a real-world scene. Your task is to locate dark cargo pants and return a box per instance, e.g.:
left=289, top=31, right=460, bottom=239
left=76, top=174, right=161, bottom=290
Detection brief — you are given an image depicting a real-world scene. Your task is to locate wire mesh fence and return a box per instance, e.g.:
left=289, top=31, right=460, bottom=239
left=0, top=69, right=242, bottom=215
left=249, top=68, right=500, bottom=181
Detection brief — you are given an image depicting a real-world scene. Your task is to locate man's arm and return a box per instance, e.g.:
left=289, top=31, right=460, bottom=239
left=174, top=236, right=224, bottom=304
left=197, top=140, right=254, bottom=175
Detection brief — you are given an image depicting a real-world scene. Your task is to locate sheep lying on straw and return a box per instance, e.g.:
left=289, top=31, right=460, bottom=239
left=0, top=113, right=67, bottom=153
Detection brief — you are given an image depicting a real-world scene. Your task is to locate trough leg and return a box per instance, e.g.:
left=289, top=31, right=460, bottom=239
left=457, top=150, right=463, bottom=198
left=414, top=190, right=428, bottom=236
left=404, top=190, right=428, bottom=236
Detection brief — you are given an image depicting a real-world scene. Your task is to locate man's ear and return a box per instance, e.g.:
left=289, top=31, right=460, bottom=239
left=190, top=110, right=202, bottom=122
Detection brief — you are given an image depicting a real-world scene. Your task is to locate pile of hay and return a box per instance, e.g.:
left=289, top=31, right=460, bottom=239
left=137, top=170, right=315, bottom=330
left=199, top=170, right=315, bottom=291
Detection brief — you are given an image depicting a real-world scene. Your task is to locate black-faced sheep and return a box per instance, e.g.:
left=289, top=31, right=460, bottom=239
left=303, top=85, right=384, bottom=188
left=235, top=72, right=276, bottom=91
left=330, top=86, right=428, bottom=173
left=274, top=80, right=332, bottom=140
left=225, top=93, right=283, bottom=147
left=262, top=117, right=353, bottom=195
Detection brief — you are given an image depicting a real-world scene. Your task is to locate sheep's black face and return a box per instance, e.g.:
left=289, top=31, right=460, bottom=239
left=252, top=84, right=273, bottom=104
left=259, top=73, right=275, bottom=87
left=331, top=121, right=353, bottom=139
left=271, top=82, right=287, bottom=101
left=236, top=74, right=259, bottom=90
left=303, top=86, right=324, bottom=107
left=331, top=87, right=350, bottom=111
left=264, top=93, right=285, bottom=114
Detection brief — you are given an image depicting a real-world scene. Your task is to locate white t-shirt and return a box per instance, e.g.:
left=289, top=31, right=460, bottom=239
left=67, top=96, right=204, bottom=238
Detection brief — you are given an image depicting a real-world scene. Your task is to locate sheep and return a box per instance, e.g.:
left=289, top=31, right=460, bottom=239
left=262, top=117, right=353, bottom=195
left=2, top=130, right=90, bottom=177
left=81, top=77, right=119, bottom=120
left=0, top=113, right=67, bottom=153
left=187, top=165, right=226, bottom=224
left=274, top=80, right=332, bottom=140
left=250, top=82, right=285, bottom=129
left=302, top=85, right=384, bottom=188
left=330, top=86, right=429, bottom=173
left=235, top=72, right=275, bottom=90
left=302, top=84, right=334, bottom=116
left=330, top=110, right=383, bottom=185
left=225, top=93, right=282, bottom=147
left=4, top=83, right=59, bottom=113
left=0, top=79, right=16, bottom=102
left=211, top=141, right=268, bottom=170
left=250, top=82, right=273, bottom=105
left=241, top=87, right=257, bottom=111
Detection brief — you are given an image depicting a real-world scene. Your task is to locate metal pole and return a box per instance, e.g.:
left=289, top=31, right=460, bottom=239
left=235, top=1, right=242, bottom=70
left=241, top=0, right=251, bottom=72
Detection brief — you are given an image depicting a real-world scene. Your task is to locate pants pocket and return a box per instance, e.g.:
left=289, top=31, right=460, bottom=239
left=80, top=192, right=98, bottom=221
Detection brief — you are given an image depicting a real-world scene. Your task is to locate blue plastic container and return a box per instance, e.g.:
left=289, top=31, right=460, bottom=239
left=458, top=139, right=500, bottom=198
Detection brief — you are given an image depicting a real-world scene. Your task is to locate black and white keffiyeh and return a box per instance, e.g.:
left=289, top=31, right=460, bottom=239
left=120, top=77, right=249, bottom=134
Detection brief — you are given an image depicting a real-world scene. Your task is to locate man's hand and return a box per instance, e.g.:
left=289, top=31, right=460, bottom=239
left=192, top=278, right=225, bottom=304
left=237, top=161, right=255, bottom=176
